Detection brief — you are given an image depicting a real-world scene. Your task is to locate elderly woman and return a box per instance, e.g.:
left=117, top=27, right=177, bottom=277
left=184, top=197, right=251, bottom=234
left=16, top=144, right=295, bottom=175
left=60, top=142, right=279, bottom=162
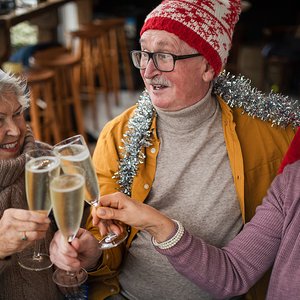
left=0, top=69, right=63, bottom=299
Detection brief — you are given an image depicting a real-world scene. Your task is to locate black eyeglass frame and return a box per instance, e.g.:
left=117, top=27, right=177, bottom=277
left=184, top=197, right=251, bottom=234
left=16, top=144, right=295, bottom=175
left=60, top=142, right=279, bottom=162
left=130, top=50, right=202, bottom=72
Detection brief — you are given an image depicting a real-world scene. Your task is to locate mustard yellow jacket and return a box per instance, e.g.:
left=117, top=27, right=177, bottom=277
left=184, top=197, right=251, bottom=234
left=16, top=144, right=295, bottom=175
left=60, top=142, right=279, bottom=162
left=86, top=96, right=295, bottom=300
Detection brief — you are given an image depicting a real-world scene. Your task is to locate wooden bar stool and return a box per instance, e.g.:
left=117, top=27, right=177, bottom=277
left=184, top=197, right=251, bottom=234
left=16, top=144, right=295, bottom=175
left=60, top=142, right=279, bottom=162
left=67, top=27, right=112, bottom=127
left=31, top=49, right=87, bottom=141
left=24, top=68, right=61, bottom=144
left=81, top=17, right=134, bottom=106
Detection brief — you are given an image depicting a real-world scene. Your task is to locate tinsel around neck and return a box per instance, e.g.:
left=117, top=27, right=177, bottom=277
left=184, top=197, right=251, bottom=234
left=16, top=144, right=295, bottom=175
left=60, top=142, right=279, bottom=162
left=214, top=71, right=300, bottom=128
left=114, top=71, right=300, bottom=195
left=113, top=90, right=154, bottom=195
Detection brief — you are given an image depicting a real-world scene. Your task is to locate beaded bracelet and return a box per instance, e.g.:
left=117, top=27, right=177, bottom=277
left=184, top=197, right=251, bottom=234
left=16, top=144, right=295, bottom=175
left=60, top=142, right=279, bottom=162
left=152, top=219, right=185, bottom=250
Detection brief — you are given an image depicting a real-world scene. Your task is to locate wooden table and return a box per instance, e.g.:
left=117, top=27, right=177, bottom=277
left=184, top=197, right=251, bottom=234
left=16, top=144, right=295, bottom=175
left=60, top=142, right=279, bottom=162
left=0, top=0, right=74, bottom=65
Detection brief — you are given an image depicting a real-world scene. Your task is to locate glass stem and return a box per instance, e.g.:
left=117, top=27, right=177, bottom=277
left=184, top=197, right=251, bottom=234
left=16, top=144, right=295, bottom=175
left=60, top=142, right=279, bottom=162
left=105, top=231, right=118, bottom=242
left=66, top=270, right=76, bottom=277
left=33, top=240, right=42, bottom=260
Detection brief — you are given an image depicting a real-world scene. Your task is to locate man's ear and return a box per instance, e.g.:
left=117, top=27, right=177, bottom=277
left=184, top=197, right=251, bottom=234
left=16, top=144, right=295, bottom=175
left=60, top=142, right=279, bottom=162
left=202, top=62, right=215, bottom=82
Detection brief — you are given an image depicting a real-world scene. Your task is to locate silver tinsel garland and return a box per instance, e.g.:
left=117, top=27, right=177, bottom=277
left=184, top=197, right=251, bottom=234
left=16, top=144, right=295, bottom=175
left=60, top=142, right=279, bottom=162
left=113, top=90, right=154, bottom=195
left=114, top=71, right=300, bottom=195
left=214, top=72, right=300, bottom=127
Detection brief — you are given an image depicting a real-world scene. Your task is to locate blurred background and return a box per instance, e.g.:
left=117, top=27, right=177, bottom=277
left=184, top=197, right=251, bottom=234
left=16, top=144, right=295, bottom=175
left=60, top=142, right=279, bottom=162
left=1, top=0, right=299, bottom=149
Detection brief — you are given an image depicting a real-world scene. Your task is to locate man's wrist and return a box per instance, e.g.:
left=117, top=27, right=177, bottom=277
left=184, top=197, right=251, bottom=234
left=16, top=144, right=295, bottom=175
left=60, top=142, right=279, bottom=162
left=86, top=252, right=103, bottom=272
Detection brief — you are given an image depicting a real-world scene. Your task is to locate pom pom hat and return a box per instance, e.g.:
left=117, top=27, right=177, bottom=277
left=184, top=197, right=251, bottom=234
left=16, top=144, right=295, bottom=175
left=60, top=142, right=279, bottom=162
left=140, top=0, right=241, bottom=76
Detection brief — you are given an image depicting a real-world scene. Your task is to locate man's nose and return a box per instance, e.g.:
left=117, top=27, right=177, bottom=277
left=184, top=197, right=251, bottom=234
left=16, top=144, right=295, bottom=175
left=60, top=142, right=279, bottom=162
left=143, top=58, right=160, bottom=78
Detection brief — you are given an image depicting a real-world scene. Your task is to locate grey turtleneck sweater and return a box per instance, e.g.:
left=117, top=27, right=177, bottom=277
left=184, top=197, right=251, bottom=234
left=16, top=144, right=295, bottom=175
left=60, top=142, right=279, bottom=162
left=119, top=89, right=243, bottom=300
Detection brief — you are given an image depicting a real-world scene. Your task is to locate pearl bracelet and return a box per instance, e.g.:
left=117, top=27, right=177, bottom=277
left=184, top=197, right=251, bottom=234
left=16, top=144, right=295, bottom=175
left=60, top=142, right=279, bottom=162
left=152, top=219, right=185, bottom=250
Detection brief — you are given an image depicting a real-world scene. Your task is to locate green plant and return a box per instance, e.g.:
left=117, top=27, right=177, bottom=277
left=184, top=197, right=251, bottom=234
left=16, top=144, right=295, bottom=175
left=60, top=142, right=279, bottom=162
left=10, top=21, right=38, bottom=49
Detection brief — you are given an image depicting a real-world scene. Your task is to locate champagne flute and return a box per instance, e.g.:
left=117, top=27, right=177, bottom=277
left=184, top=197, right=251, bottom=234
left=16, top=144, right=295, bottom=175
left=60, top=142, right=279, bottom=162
left=53, top=134, right=128, bottom=250
left=18, top=148, right=60, bottom=271
left=50, top=166, right=88, bottom=287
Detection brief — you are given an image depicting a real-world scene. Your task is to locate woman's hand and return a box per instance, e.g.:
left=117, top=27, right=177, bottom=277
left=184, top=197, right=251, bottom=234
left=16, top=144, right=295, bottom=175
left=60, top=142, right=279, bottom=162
left=0, top=208, right=50, bottom=259
left=93, top=192, right=175, bottom=243
left=49, top=228, right=101, bottom=271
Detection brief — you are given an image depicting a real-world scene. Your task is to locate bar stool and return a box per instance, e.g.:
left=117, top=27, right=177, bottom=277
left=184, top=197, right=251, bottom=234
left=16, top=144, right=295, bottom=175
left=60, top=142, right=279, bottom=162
left=24, top=68, right=61, bottom=144
left=81, top=17, right=134, bottom=106
left=31, top=48, right=87, bottom=141
left=67, top=27, right=112, bottom=127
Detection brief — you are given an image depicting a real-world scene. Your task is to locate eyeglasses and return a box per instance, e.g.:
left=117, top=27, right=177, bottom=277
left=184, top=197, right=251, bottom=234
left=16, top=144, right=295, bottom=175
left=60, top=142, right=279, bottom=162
left=130, top=50, right=202, bottom=72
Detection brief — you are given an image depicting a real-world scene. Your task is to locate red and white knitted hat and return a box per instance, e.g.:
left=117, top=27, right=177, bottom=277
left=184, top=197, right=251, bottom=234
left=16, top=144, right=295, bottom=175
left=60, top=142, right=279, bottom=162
left=140, top=0, right=241, bottom=75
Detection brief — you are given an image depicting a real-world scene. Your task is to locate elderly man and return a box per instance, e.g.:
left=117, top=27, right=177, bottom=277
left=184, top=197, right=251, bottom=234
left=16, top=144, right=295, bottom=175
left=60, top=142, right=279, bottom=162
left=50, top=0, right=295, bottom=299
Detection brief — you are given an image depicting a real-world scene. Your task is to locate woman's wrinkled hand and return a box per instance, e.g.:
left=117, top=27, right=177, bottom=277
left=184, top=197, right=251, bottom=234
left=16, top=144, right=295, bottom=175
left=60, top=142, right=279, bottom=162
left=92, top=192, right=175, bottom=243
left=0, top=208, right=50, bottom=259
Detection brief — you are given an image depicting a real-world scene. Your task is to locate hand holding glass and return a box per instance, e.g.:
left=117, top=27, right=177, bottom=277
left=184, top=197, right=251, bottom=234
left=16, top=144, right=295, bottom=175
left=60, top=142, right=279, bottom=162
left=18, top=149, right=60, bottom=271
left=50, top=166, right=88, bottom=287
left=53, top=134, right=128, bottom=250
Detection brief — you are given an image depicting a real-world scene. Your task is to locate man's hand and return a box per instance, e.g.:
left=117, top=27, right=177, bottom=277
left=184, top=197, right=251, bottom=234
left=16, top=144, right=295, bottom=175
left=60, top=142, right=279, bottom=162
left=49, top=228, right=101, bottom=271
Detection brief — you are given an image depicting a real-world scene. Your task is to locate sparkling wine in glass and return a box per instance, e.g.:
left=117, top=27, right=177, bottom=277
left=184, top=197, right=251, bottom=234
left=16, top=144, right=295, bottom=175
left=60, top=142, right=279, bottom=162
left=53, top=134, right=128, bottom=250
left=50, top=166, right=88, bottom=287
left=18, top=149, right=60, bottom=271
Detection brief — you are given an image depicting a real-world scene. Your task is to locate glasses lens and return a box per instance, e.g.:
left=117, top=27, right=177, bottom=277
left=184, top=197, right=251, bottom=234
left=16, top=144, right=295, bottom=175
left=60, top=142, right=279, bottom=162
left=131, top=51, right=174, bottom=72
left=131, top=51, right=147, bottom=69
left=153, top=53, right=174, bottom=72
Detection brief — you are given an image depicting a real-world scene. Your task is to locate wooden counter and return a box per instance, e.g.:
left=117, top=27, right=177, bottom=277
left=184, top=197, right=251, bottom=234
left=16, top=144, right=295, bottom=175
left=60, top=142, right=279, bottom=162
left=0, top=0, right=74, bottom=65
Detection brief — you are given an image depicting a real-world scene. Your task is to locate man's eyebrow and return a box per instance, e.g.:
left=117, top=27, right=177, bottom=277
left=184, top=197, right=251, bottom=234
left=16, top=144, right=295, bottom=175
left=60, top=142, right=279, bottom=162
left=140, top=38, right=170, bottom=48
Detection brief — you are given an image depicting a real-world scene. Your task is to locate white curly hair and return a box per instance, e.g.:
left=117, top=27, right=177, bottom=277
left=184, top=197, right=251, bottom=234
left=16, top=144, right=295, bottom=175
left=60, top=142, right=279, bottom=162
left=0, top=69, right=30, bottom=110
